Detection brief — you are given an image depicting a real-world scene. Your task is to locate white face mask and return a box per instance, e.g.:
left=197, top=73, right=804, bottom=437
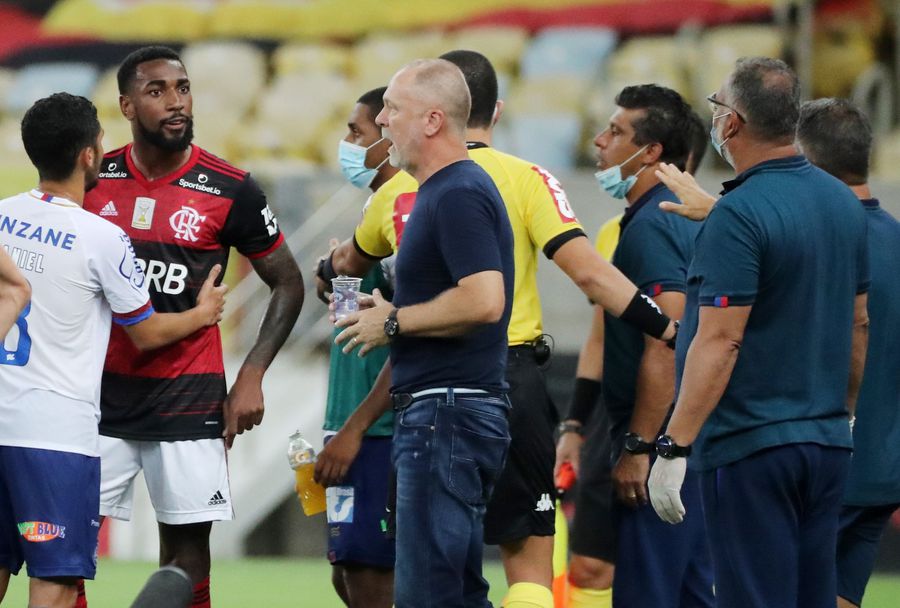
left=710, top=112, right=733, bottom=166
left=594, top=144, right=649, bottom=199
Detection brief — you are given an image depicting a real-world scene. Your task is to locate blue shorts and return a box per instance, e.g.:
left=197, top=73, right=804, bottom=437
left=837, top=503, right=899, bottom=606
left=0, top=446, right=100, bottom=579
left=325, top=435, right=395, bottom=569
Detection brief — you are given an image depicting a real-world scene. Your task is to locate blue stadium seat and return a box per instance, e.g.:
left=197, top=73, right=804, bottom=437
left=509, top=113, right=582, bottom=171
left=6, top=62, right=99, bottom=116
left=520, top=27, right=618, bottom=80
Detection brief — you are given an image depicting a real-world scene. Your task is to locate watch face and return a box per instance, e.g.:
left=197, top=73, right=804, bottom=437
left=656, top=436, right=673, bottom=457
left=625, top=435, right=640, bottom=451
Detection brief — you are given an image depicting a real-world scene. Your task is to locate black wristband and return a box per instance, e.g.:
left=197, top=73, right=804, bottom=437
left=316, top=250, right=339, bottom=284
left=567, top=377, right=603, bottom=425
left=619, top=290, right=671, bottom=340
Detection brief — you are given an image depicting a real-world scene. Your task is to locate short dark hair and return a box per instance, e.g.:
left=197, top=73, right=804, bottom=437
left=615, top=84, right=694, bottom=169
left=685, top=110, right=707, bottom=175
left=439, top=50, right=497, bottom=129
left=357, top=86, right=387, bottom=123
left=118, top=45, right=184, bottom=94
left=729, top=57, right=799, bottom=143
left=21, top=93, right=101, bottom=182
left=797, top=98, right=871, bottom=186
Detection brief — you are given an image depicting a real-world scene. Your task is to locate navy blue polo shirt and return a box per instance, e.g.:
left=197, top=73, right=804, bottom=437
left=677, top=156, right=869, bottom=471
left=844, top=199, right=900, bottom=506
left=603, top=183, right=700, bottom=451
left=390, top=159, right=514, bottom=394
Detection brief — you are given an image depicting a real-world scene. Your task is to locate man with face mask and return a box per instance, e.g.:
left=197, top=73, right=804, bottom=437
left=321, top=86, right=408, bottom=608
left=648, top=57, right=869, bottom=608
left=81, top=46, right=304, bottom=608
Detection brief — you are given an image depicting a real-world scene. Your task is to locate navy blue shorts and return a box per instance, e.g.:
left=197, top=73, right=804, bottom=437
left=837, top=503, right=899, bottom=606
left=325, top=435, right=395, bottom=569
left=613, top=467, right=713, bottom=608
left=0, top=446, right=100, bottom=579
left=701, top=443, right=850, bottom=608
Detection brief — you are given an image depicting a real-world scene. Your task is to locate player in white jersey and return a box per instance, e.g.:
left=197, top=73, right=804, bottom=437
left=0, top=248, right=29, bottom=342
left=0, top=93, right=225, bottom=608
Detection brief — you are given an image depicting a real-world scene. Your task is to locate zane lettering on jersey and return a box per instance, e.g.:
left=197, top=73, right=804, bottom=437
left=136, top=259, right=188, bottom=294
left=0, top=215, right=76, bottom=250
left=2, top=245, right=45, bottom=273
left=326, top=486, right=355, bottom=524
left=169, top=206, right=206, bottom=242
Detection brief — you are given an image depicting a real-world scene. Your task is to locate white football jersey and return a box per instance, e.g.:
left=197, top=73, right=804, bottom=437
left=0, top=190, right=150, bottom=456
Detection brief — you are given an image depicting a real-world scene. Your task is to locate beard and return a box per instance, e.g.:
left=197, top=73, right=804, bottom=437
left=137, top=115, right=194, bottom=152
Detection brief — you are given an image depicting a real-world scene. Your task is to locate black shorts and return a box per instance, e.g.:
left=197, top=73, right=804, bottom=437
left=483, top=346, right=558, bottom=545
left=569, top=406, right=616, bottom=562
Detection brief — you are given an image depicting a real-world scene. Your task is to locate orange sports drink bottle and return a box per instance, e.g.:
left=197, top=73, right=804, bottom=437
left=287, top=430, right=326, bottom=516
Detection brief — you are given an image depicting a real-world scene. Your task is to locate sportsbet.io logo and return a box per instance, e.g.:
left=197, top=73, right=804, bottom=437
left=18, top=521, right=66, bottom=542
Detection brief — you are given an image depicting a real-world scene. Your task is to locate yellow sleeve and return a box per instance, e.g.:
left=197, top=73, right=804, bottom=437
left=353, top=171, right=417, bottom=258
left=521, top=164, right=585, bottom=256
left=594, top=214, right=623, bottom=262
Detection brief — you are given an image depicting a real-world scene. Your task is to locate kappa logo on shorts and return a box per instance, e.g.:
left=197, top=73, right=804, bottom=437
left=326, top=486, right=354, bottom=524
left=207, top=491, right=227, bottom=506
left=17, top=521, right=66, bottom=542
left=534, top=493, right=555, bottom=512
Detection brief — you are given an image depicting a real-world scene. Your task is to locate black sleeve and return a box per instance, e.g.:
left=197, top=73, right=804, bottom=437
left=220, top=174, right=283, bottom=258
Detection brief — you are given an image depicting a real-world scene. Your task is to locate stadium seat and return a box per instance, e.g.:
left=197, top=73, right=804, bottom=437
left=448, top=26, right=529, bottom=75
left=5, top=62, right=99, bottom=116
left=91, top=67, right=121, bottom=119
left=520, top=27, right=617, bottom=80
left=181, top=41, right=267, bottom=117
left=508, top=113, right=582, bottom=171
left=605, top=35, right=689, bottom=98
left=272, top=43, right=351, bottom=78
left=350, top=31, right=447, bottom=90
left=508, top=75, right=589, bottom=114
left=694, top=25, right=783, bottom=112
left=44, top=0, right=208, bottom=41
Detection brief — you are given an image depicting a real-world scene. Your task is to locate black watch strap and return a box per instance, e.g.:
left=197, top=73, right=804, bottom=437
left=624, top=432, right=654, bottom=454
left=655, top=434, right=692, bottom=459
left=383, top=307, right=400, bottom=338
left=557, top=421, right=583, bottom=437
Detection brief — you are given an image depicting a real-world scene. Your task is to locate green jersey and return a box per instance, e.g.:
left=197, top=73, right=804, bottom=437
left=324, top=264, right=393, bottom=436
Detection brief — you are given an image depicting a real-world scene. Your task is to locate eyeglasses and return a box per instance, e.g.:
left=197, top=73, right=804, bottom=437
left=707, top=93, right=746, bottom=123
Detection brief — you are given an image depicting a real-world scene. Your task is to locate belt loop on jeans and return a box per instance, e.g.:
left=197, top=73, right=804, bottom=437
left=391, top=387, right=489, bottom=411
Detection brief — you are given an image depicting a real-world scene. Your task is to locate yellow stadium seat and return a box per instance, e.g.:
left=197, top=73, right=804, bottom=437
left=508, top=75, right=589, bottom=115
left=350, top=31, right=448, bottom=88
left=272, top=43, right=351, bottom=78
left=181, top=41, right=267, bottom=117
left=91, top=67, right=121, bottom=119
left=447, top=26, right=530, bottom=75
left=812, top=21, right=875, bottom=98
left=43, top=0, right=208, bottom=41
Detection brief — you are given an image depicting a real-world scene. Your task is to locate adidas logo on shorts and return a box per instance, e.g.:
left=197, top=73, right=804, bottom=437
left=207, top=491, right=227, bottom=506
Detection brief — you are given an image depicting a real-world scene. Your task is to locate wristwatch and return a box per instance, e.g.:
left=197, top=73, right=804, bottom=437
left=383, top=307, right=400, bottom=338
left=655, top=434, right=692, bottom=459
left=623, top=432, right=654, bottom=455
left=557, top=421, right=583, bottom=437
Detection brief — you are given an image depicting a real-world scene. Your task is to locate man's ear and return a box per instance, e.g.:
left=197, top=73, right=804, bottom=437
left=492, top=100, right=504, bottom=127
left=120, top=94, right=133, bottom=120
left=643, top=141, right=664, bottom=165
left=423, top=109, right=445, bottom=137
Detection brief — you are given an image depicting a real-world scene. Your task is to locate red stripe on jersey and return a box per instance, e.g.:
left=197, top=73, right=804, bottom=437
left=530, top=166, right=578, bottom=224
left=112, top=299, right=153, bottom=321
left=245, top=232, right=284, bottom=259
left=104, top=146, right=127, bottom=159
left=197, top=160, right=244, bottom=181
left=198, top=152, right=247, bottom=179
left=393, top=192, right=418, bottom=247
left=124, top=143, right=202, bottom=191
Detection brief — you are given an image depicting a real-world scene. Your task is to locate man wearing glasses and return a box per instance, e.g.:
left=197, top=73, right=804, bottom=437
left=648, top=57, right=870, bottom=608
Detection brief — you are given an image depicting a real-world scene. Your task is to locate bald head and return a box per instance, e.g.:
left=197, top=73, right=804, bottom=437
left=402, top=59, right=471, bottom=137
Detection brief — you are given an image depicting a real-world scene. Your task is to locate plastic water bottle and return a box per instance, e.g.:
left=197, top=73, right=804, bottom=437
left=287, top=430, right=326, bottom=516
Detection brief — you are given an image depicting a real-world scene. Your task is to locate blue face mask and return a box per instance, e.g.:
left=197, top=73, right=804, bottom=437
left=338, top=137, right=387, bottom=189
left=594, top=144, right=648, bottom=199
left=710, top=112, right=732, bottom=162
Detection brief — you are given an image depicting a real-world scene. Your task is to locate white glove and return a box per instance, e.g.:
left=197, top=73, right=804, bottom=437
left=648, top=457, right=688, bottom=524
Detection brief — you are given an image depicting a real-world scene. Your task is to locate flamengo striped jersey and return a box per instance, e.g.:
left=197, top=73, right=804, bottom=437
left=83, top=144, right=284, bottom=441
left=0, top=190, right=151, bottom=456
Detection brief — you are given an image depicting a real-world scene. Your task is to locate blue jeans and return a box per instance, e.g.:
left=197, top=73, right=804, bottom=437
left=392, top=390, right=511, bottom=608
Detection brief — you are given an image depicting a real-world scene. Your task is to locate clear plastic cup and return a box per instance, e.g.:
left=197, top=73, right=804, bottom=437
left=331, top=276, right=363, bottom=322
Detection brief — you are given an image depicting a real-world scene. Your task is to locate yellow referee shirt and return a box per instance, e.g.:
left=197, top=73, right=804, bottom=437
left=595, top=213, right=623, bottom=262
left=353, top=146, right=586, bottom=345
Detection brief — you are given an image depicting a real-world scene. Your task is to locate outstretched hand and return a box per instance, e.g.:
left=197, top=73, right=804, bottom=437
left=655, top=163, right=718, bottom=221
